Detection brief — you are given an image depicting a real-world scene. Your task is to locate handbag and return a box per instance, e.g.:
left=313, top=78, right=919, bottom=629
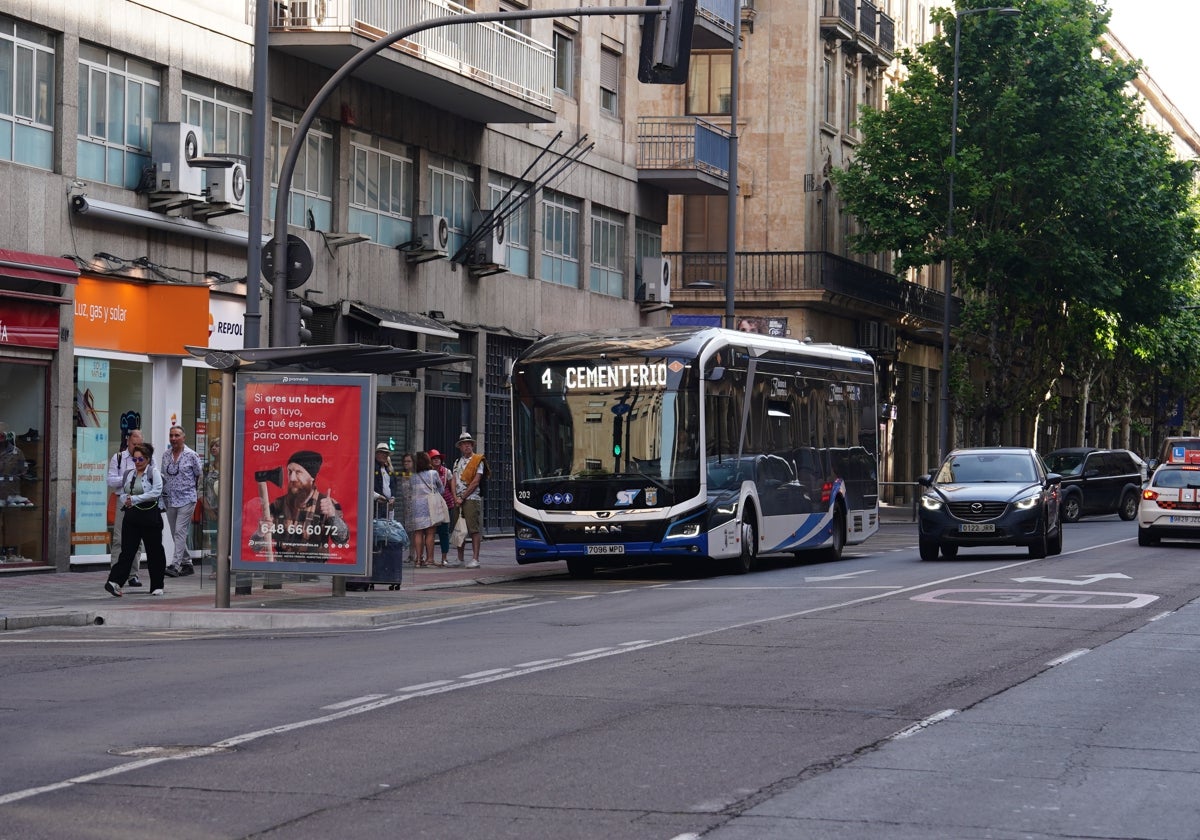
left=450, top=514, right=468, bottom=548
left=422, top=473, right=449, bottom=525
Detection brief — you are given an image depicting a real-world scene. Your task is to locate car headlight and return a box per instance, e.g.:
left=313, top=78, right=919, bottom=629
left=1013, top=493, right=1040, bottom=510
left=920, top=495, right=943, bottom=511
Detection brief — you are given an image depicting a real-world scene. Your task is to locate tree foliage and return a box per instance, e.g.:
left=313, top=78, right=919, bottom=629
left=833, top=0, right=1199, bottom=445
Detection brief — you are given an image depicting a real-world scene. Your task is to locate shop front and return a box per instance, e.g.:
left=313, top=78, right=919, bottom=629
left=0, top=249, right=79, bottom=570
left=71, top=276, right=235, bottom=569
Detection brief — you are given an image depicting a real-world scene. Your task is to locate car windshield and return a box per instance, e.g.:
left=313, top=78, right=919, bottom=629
left=1044, top=453, right=1084, bottom=476
left=1152, top=467, right=1200, bottom=490
left=937, top=452, right=1037, bottom=484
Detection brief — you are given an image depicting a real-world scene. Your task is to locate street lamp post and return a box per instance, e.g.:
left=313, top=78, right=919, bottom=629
left=938, top=6, right=1019, bottom=462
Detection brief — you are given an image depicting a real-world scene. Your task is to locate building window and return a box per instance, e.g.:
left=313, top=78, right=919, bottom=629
left=183, top=75, right=251, bottom=158
left=843, top=69, right=856, bottom=134
left=635, top=219, right=663, bottom=263
left=489, top=174, right=531, bottom=277
left=0, top=14, right=55, bottom=170
left=686, top=52, right=731, bottom=116
left=541, top=188, right=580, bottom=288
left=77, top=45, right=159, bottom=189
left=429, top=157, right=476, bottom=258
left=822, top=57, right=833, bottom=125
left=499, top=0, right=531, bottom=37
left=553, top=29, right=575, bottom=95
left=599, top=48, right=620, bottom=116
left=589, top=205, right=625, bottom=297
left=270, top=106, right=334, bottom=230
left=349, top=131, right=413, bottom=248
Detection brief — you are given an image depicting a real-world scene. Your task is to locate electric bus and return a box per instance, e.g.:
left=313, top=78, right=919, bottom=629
left=510, top=326, right=879, bottom=577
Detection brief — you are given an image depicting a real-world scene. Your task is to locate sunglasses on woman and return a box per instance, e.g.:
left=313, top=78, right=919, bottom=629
left=133, top=456, right=147, bottom=463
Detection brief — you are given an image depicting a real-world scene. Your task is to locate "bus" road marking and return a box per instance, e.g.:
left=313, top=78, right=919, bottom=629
left=912, top=588, right=1158, bottom=609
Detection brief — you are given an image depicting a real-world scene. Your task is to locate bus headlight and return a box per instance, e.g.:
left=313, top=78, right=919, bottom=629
left=671, top=521, right=702, bottom=538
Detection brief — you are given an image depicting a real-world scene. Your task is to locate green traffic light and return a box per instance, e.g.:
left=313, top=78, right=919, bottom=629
left=613, top=443, right=622, bottom=457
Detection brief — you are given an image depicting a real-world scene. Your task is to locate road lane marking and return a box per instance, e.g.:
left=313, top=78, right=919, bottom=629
left=913, top=589, right=1159, bottom=609
left=1046, top=649, right=1090, bottom=667
left=322, top=694, right=386, bottom=710
left=1012, top=573, right=1131, bottom=585
left=460, top=668, right=510, bottom=679
left=889, top=709, right=957, bottom=740
left=397, top=680, right=453, bottom=692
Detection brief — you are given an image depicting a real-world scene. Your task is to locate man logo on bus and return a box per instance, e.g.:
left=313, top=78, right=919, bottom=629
left=615, top=489, right=641, bottom=507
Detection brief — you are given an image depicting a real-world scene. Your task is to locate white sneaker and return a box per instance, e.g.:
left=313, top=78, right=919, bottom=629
left=150, top=588, right=165, bottom=596
left=465, top=559, right=480, bottom=569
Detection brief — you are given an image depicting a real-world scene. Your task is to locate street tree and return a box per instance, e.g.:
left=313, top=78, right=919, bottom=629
left=833, top=0, right=1199, bottom=446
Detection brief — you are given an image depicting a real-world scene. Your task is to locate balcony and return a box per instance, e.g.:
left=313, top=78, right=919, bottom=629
left=664, top=250, right=959, bottom=326
left=637, top=117, right=731, bottom=195
left=270, top=0, right=555, bottom=125
left=694, top=0, right=739, bottom=48
left=819, top=0, right=895, bottom=67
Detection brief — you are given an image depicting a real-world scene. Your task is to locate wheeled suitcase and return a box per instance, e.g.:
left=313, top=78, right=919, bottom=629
left=346, top=543, right=404, bottom=591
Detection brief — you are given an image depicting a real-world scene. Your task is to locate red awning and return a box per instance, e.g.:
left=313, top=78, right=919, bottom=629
left=0, top=249, right=80, bottom=284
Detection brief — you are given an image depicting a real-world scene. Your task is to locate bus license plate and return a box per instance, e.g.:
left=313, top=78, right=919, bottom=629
left=960, top=523, right=995, bottom=533
left=586, top=545, right=625, bottom=555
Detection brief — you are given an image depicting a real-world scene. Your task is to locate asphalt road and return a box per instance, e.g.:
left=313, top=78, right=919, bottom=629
left=3, top=517, right=1198, bottom=839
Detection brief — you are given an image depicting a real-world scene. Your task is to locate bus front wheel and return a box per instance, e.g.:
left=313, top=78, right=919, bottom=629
left=728, top=515, right=758, bottom=575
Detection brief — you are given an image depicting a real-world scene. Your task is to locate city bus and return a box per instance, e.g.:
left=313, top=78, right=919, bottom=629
left=510, top=326, right=879, bottom=577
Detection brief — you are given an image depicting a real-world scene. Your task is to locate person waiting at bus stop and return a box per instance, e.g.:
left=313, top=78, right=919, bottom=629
left=451, top=432, right=487, bottom=569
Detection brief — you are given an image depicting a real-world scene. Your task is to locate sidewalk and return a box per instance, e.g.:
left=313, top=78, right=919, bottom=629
left=0, top=507, right=915, bottom=632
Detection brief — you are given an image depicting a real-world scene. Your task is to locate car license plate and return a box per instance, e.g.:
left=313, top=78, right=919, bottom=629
left=586, top=545, right=625, bottom=555
left=960, top=523, right=995, bottom=533
left=1168, top=515, right=1200, bottom=524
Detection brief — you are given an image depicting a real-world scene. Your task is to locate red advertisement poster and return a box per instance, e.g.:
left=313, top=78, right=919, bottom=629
left=231, top=372, right=374, bottom=574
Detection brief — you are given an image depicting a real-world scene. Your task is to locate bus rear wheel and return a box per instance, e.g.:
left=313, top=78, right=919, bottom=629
left=566, top=558, right=595, bottom=579
left=819, top=505, right=846, bottom=561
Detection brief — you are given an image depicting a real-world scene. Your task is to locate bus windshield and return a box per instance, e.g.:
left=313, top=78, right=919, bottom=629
left=512, top=359, right=701, bottom=506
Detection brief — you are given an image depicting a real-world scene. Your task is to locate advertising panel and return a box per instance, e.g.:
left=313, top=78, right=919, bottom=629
left=231, top=372, right=375, bottom=575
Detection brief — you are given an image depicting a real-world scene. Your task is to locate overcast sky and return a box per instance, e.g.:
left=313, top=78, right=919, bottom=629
left=1105, top=0, right=1200, bottom=129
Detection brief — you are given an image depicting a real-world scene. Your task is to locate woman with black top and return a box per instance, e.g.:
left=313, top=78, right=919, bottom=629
left=105, top=442, right=168, bottom=596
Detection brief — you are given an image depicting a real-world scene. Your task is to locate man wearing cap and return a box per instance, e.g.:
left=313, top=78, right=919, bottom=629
left=451, top=432, right=487, bottom=568
left=373, top=443, right=396, bottom=519
left=254, top=450, right=349, bottom=562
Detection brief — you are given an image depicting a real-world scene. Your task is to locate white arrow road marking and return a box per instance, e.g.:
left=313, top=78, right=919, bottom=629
left=805, top=570, right=875, bottom=582
left=1011, top=573, right=1131, bottom=586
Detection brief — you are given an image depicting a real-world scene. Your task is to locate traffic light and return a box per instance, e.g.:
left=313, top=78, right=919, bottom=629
left=638, top=0, right=697, bottom=85
left=285, top=294, right=314, bottom=346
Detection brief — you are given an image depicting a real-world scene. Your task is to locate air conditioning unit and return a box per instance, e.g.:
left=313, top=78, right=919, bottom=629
left=471, top=210, right=507, bottom=268
left=206, top=163, right=247, bottom=210
left=638, top=256, right=671, bottom=303
left=150, top=122, right=205, bottom=197
left=415, top=214, right=450, bottom=257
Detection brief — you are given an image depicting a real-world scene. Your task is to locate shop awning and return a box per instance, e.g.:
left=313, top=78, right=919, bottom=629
left=343, top=301, right=458, bottom=341
left=0, top=249, right=80, bottom=284
left=185, top=343, right=472, bottom=375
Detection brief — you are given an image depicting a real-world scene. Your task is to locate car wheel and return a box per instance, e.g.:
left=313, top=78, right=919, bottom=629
left=919, top=537, right=940, bottom=561
left=1028, top=524, right=1048, bottom=559
left=728, top=514, right=758, bottom=574
left=566, top=558, right=596, bottom=579
left=940, top=543, right=958, bottom=559
left=1137, top=528, right=1159, bottom=547
left=1047, top=517, right=1063, bottom=556
left=1118, top=491, right=1139, bottom=521
left=1062, top=494, right=1082, bottom=523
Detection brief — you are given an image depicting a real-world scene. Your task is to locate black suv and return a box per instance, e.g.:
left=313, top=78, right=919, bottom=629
left=1043, top=448, right=1144, bottom=522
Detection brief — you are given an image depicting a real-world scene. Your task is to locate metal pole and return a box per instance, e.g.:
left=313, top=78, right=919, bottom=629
left=214, top=369, right=235, bottom=608
left=245, top=0, right=268, bottom=351
left=724, top=10, right=740, bottom=329
left=938, top=7, right=1019, bottom=463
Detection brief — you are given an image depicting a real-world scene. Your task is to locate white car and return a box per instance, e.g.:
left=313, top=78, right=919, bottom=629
left=1137, top=459, right=1200, bottom=546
